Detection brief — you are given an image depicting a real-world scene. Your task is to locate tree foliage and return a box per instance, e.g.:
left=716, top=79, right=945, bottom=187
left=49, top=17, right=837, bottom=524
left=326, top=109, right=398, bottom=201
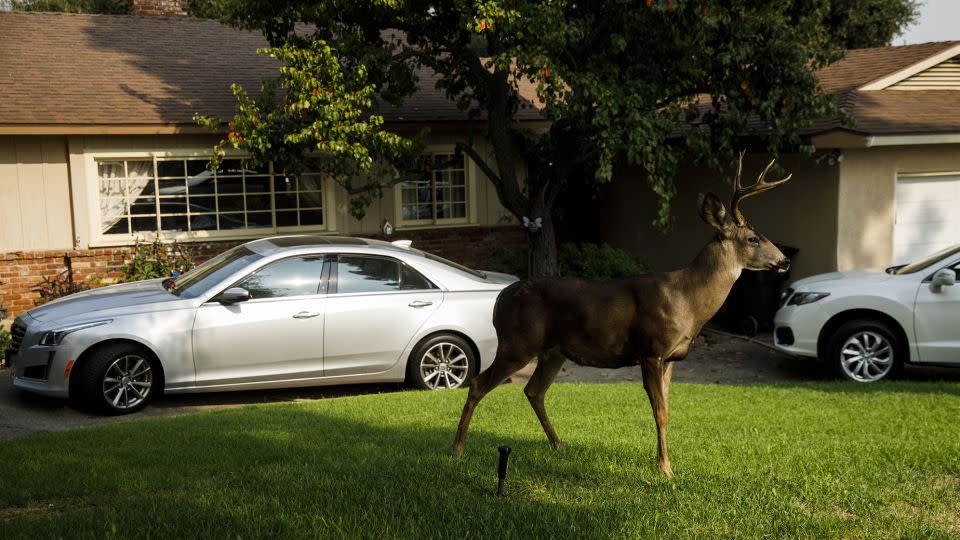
left=200, top=0, right=917, bottom=276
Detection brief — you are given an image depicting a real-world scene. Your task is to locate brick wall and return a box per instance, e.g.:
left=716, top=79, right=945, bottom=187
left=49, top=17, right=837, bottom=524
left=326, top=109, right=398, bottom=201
left=0, top=226, right=525, bottom=320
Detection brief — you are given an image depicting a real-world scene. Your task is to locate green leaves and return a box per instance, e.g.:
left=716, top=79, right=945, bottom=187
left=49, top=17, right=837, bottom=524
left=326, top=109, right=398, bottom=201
left=196, top=38, right=422, bottom=220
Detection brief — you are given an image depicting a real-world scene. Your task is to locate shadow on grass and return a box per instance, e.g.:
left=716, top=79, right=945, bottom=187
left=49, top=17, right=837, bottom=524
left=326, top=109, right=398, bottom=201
left=0, top=402, right=674, bottom=538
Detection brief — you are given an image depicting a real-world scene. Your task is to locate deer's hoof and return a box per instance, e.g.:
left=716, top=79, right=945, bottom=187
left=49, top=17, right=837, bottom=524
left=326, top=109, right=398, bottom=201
left=659, top=462, right=674, bottom=477
left=450, top=446, right=464, bottom=457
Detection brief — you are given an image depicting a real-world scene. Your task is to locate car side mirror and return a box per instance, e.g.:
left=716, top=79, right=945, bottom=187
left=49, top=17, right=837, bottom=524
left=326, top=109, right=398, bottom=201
left=930, top=268, right=956, bottom=293
left=213, top=287, right=251, bottom=305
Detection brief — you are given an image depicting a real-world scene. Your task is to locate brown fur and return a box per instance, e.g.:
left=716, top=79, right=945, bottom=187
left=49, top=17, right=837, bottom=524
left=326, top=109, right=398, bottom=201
left=451, top=165, right=791, bottom=476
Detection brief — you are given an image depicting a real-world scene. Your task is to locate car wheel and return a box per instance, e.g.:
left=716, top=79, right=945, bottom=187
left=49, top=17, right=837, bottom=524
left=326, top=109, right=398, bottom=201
left=828, top=320, right=902, bottom=383
left=72, top=343, right=158, bottom=414
left=407, top=334, right=475, bottom=390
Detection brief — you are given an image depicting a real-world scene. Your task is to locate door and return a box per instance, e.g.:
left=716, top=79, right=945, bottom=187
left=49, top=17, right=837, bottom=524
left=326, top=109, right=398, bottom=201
left=912, top=260, right=960, bottom=364
left=323, top=255, right=443, bottom=377
left=894, top=174, right=960, bottom=264
left=192, top=255, right=328, bottom=386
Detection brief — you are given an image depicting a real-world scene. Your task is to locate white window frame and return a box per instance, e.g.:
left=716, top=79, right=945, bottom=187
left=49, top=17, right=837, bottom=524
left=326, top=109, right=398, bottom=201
left=83, top=149, right=338, bottom=247
left=393, top=145, right=479, bottom=229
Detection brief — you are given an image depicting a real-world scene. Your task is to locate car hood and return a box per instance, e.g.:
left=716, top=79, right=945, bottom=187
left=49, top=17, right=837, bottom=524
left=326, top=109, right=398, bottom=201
left=27, top=279, right=182, bottom=322
left=791, top=268, right=892, bottom=289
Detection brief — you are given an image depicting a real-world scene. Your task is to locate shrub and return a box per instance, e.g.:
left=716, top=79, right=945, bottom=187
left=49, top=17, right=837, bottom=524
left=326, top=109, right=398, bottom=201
left=0, top=326, right=9, bottom=366
left=33, top=256, right=92, bottom=306
left=121, top=238, right=195, bottom=282
left=559, top=242, right=651, bottom=279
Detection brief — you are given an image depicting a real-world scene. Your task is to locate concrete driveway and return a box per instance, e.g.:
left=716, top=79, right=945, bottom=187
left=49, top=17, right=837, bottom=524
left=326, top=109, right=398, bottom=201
left=2, top=329, right=958, bottom=441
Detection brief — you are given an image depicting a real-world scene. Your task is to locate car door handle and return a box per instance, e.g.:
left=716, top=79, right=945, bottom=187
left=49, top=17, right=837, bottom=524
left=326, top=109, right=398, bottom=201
left=408, top=301, right=434, bottom=308
left=293, top=311, right=321, bottom=319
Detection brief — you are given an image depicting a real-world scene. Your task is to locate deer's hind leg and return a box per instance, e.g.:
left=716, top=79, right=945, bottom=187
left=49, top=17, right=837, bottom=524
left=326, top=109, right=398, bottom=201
left=524, top=349, right=566, bottom=449
left=451, top=347, right=534, bottom=456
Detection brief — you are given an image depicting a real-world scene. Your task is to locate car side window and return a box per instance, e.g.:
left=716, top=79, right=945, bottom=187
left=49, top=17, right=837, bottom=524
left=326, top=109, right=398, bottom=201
left=335, top=256, right=435, bottom=294
left=237, top=256, right=325, bottom=299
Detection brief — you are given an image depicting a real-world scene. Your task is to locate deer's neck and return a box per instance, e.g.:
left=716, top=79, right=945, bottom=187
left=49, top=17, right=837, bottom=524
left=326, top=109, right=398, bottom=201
left=678, top=238, right=742, bottom=322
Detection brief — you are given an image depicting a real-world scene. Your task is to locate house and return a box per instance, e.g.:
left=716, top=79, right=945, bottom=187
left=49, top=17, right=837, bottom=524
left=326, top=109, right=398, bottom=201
left=0, top=6, right=533, bottom=317
left=601, top=41, right=960, bottom=280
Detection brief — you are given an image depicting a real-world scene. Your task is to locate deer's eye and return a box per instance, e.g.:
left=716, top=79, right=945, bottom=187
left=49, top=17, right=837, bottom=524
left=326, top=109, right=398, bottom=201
left=748, top=236, right=760, bottom=245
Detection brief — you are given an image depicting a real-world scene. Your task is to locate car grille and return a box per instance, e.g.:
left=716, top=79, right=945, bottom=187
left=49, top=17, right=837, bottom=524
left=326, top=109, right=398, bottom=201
left=9, top=321, right=25, bottom=355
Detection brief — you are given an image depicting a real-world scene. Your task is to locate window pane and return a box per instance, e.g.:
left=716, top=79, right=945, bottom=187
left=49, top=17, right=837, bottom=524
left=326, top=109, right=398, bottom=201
left=130, top=196, right=156, bottom=215
left=276, top=210, right=298, bottom=227
left=215, top=159, right=243, bottom=176
left=186, top=159, right=208, bottom=177
left=246, top=194, right=271, bottom=212
left=239, top=256, right=324, bottom=299
left=245, top=176, right=271, bottom=193
left=246, top=211, right=272, bottom=228
left=275, top=193, right=297, bottom=210
left=103, top=216, right=129, bottom=235
left=299, top=190, right=322, bottom=209
left=98, top=161, right=125, bottom=179
left=299, top=209, right=323, bottom=226
left=299, top=174, right=323, bottom=191
left=131, top=216, right=156, bottom=233
left=400, top=265, right=434, bottom=290
left=190, top=214, right=217, bottom=231
left=157, top=160, right=184, bottom=178
left=159, top=198, right=187, bottom=215
left=219, top=213, right=246, bottom=230
left=218, top=194, right=244, bottom=213
left=218, top=178, right=244, bottom=194
left=126, top=161, right=153, bottom=179
left=188, top=195, right=217, bottom=214
left=158, top=178, right=185, bottom=196
left=161, top=215, right=188, bottom=232
left=188, top=173, right=216, bottom=196
left=336, top=256, right=400, bottom=294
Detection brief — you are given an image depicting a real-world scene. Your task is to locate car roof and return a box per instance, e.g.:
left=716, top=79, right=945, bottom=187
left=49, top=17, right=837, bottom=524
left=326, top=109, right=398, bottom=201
left=245, top=235, right=419, bottom=257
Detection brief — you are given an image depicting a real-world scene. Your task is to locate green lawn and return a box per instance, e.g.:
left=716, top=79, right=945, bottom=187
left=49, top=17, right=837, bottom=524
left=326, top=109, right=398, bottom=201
left=1, top=382, right=959, bottom=539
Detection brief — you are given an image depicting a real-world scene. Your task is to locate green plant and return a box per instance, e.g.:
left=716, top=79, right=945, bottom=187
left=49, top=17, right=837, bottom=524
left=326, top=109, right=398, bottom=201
left=0, top=326, right=9, bottom=366
left=121, top=238, right=195, bottom=282
left=33, top=255, right=92, bottom=306
left=559, top=242, right=651, bottom=279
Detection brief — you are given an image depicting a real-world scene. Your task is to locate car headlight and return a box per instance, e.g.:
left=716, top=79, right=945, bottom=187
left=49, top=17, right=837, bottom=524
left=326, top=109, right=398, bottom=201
left=786, top=292, right=830, bottom=306
left=39, top=320, right=112, bottom=346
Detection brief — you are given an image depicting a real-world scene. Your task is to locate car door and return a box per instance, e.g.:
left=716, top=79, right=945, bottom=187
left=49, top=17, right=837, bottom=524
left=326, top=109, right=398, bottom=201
left=912, top=259, right=960, bottom=364
left=192, top=255, right=328, bottom=387
left=322, top=254, right=443, bottom=377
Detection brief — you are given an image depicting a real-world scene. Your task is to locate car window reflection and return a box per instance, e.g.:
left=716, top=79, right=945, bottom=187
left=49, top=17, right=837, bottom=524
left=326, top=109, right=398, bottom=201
left=336, top=256, right=434, bottom=294
left=239, top=257, right=325, bottom=299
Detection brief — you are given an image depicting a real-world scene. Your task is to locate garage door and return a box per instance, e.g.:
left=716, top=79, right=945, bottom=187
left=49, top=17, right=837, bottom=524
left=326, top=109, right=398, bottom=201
left=894, top=173, right=960, bottom=264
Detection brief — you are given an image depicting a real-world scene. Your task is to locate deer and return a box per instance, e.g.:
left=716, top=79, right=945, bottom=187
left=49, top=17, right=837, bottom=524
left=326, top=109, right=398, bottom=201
left=451, top=155, right=792, bottom=476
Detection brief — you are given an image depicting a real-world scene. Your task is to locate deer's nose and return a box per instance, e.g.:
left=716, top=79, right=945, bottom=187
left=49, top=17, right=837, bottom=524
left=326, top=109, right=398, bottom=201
left=773, top=258, right=790, bottom=272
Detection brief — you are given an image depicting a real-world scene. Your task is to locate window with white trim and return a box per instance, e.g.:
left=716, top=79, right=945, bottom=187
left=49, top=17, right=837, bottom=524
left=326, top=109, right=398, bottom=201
left=398, top=153, right=468, bottom=225
left=95, top=156, right=330, bottom=240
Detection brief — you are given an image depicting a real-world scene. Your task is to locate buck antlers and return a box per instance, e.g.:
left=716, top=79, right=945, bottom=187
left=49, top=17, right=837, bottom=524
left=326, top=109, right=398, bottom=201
left=730, top=152, right=792, bottom=226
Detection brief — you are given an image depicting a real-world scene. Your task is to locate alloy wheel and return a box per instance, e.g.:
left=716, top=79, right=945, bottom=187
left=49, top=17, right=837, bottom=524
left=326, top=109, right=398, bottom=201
left=419, top=342, right=470, bottom=389
left=102, top=354, right=153, bottom=409
left=840, top=331, right=894, bottom=382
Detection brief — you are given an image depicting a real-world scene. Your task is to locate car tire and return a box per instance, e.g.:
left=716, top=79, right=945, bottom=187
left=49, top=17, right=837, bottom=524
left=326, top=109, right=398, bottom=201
left=72, top=343, right=159, bottom=414
left=828, top=319, right=902, bottom=383
left=407, top=334, right=476, bottom=390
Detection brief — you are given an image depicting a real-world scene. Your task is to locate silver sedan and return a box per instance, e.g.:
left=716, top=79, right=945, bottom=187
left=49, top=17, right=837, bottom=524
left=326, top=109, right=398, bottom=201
left=6, top=236, right=517, bottom=414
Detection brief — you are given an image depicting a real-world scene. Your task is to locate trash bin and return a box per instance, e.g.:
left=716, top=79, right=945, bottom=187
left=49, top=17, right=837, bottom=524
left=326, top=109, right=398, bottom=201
left=724, top=244, right=799, bottom=336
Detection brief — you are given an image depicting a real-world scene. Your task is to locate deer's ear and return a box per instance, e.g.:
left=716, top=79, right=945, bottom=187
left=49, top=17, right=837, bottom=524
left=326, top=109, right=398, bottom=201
left=697, top=192, right=731, bottom=231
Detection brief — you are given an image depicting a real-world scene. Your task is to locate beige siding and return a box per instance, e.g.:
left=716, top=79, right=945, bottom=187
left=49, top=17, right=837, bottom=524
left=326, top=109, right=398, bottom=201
left=837, top=144, right=960, bottom=270
left=0, top=136, right=74, bottom=252
left=600, top=154, right=840, bottom=279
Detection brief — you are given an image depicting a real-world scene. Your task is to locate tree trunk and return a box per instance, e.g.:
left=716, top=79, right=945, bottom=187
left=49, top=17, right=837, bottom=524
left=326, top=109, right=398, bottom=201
left=527, top=214, right=559, bottom=278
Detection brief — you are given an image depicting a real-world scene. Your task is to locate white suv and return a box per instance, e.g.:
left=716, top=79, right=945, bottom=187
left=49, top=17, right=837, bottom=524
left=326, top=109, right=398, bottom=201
left=774, top=245, right=960, bottom=382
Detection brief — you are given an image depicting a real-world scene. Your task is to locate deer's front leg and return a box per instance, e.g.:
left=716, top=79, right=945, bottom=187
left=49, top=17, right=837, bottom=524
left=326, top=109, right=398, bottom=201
left=641, top=357, right=673, bottom=476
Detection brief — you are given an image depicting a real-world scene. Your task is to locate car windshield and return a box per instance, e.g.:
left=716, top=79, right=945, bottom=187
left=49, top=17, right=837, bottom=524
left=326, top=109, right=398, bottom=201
left=894, top=244, right=960, bottom=275
left=170, top=245, right=263, bottom=298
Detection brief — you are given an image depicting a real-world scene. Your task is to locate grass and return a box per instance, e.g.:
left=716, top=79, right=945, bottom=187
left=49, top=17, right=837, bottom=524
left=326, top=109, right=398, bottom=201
left=1, top=381, right=959, bottom=539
